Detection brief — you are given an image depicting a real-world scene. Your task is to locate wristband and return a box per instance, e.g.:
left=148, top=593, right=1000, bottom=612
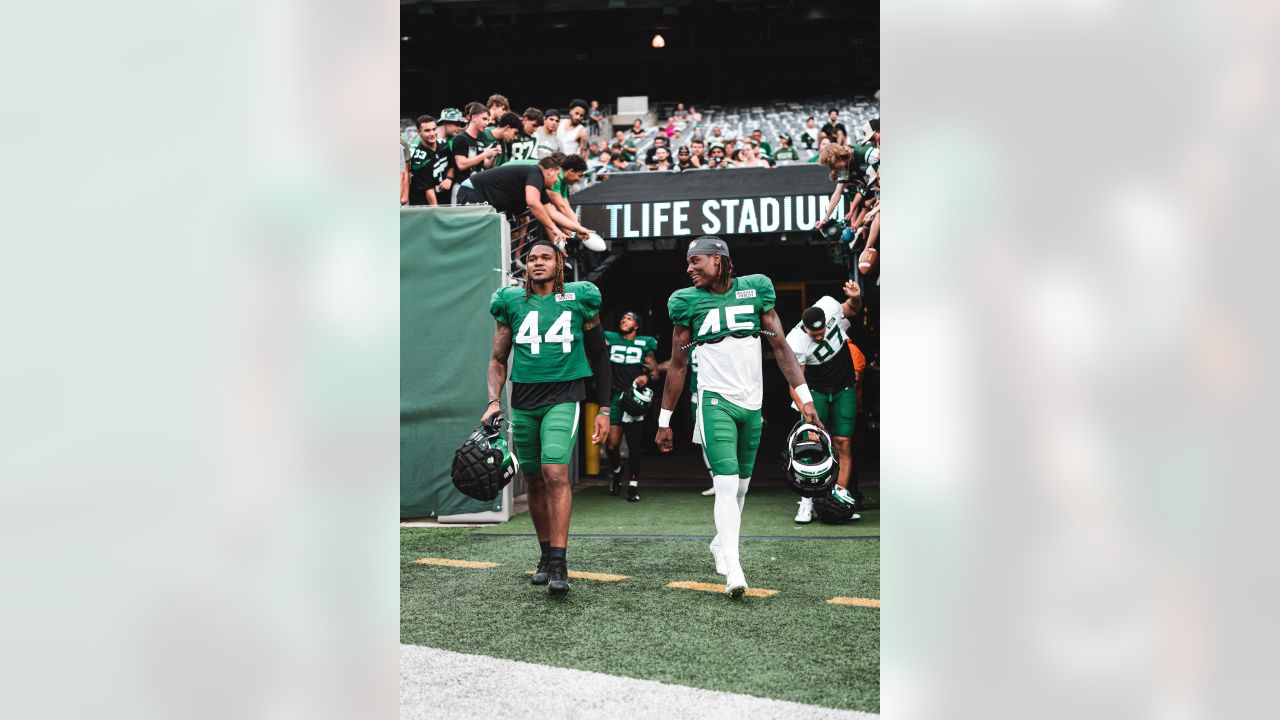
left=658, top=408, right=673, bottom=428
left=795, top=384, right=813, bottom=406
left=487, top=399, right=501, bottom=406
left=598, top=407, right=610, bottom=416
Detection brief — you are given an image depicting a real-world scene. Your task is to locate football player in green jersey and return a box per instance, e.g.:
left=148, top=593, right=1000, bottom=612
left=484, top=240, right=612, bottom=596
left=656, top=235, right=823, bottom=597
left=604, top=312, right=659, bottom=501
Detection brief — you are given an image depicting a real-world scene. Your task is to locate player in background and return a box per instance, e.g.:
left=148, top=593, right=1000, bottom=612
left=655, top=236, right=822, bottom=597
left=784, top=281, right=864, bottom=523
left=484, top=241, right=611, bottom=596
left=604, top=312, right=659, bottom=501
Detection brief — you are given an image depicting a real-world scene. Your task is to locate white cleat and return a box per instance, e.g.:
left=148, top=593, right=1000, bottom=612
left=725, top=566, right=748, bottom=598
left=700, top=487, right=716, bottom=496
left=710, top=540, right=727, bottom=576
left=794, top=497, right=814, bottom=524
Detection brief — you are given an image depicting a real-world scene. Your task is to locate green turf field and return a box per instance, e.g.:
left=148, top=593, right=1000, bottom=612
left=475, top=485, right=880, bottom=537
left=401, top=522, right=881, bottom=713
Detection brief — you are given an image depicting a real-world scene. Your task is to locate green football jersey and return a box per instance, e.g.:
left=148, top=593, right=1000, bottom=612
left=605, top=330, right=658, bottom=391
left=668, top=274, right=775, bottom=410
left=667, top=274, right=776, bottom=344
left=605, top=331, right=658, bottom=365
left=479, top=128, right=512, bottom=166
left=490, top=281, right=601, bottom=384
left=509, top=133, right=537, bottom=162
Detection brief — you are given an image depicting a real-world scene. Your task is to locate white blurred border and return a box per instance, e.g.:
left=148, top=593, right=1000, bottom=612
left=0, top=1, right=398, bottom=718
left=885, top=1, right=1276, bottom=718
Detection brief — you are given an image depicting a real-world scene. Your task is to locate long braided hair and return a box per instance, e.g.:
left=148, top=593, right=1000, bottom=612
left=525, top=241, right=566, bottom=301
left=713, top=253, right=736, bottom=290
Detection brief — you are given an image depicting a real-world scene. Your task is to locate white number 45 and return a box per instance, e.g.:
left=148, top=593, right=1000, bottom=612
left=515, top=310, right=574, bottom=354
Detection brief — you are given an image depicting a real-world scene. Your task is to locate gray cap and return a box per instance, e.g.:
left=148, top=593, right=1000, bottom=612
left=686, top=235, right=730, bottom=257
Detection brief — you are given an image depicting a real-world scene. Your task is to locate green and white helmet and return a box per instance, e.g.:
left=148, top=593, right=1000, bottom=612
left=781, top=422, right=837, bottom=497
left=451, top=414, right=519, bottom=501
left=619, top=378, right=654, bottom=418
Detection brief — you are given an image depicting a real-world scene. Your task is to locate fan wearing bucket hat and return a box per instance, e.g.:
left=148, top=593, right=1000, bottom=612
left=655, top=235, right=824, bottom=597
left=784, top=281, right=864, bottom=523
left=603, top=311, right=659, bottom=502
left=433, top=107, right=466, bottom=203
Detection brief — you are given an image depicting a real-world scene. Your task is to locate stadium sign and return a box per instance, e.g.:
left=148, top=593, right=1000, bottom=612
left=569, top=164, right=846, bottom=240
left=578, top=194, right=847, bottom=240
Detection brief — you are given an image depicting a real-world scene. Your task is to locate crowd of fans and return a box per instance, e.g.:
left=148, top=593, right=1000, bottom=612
left=399, top=94, right=880, bottom=277
left=815, top=116, right=880, bottom=283
left=401, top=97, right=879, bottom=205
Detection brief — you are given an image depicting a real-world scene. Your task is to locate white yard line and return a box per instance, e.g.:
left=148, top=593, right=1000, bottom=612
left=401, top=644, right=879, bottom=720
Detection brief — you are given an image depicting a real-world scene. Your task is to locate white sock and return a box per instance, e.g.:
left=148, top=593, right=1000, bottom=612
left=712, top=474, right=741, bottom=566
left=736, top=476, right=751, bottom=513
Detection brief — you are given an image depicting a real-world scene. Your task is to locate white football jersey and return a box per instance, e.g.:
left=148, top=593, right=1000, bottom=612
left=785, top=296, right=851, bottom=366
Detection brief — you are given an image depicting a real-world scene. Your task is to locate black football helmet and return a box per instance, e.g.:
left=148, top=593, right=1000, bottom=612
left=812, top=484, right=860, bottom=524
left=451, top=414, right=519, bottom=501
left=618, top=378, right=654, bottom=418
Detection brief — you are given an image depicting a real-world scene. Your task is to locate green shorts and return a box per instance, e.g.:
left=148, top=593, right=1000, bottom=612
left=510, top=402, right=580, bottom=476
left=609, top=390, right=626, bottom=421
left=811, top=386, right=857, bottom=438
left=695, top=390, right=763, bottom=478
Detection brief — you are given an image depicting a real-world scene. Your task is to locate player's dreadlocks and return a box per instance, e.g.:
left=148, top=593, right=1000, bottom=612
left=714, top=253, right=736, bottom=289
left=524, top=240, right=566, bottom=301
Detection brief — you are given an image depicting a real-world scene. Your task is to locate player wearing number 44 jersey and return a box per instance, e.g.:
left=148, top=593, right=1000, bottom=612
left=485, top=240, right=612, bottom=597
left=786, top=282, right=864, bottom=524
left=656, top=235, right=824, bottom=598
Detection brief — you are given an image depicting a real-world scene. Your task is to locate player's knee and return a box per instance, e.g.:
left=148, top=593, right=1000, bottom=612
left=540, top=465, right=570, bottom=489
left=525, top=470, right=545, bottom=490
left=710, top=460, right=738, bottom=477
left=833, top=436, right=853, bottom=454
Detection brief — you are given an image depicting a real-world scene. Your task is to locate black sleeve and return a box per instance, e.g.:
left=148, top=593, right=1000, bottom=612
left=584, top=322, right=611, bottom=408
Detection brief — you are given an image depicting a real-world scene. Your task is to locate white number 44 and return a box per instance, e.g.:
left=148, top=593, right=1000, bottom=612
left=515, top=311, right=574, bottom=354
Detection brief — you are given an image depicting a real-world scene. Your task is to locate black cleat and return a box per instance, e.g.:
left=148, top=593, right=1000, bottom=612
left=627, top=484, right=640, bottom=502
left=610, top=466, right=623, bottom=495
left=546, top=560, right=570, bottom=596
left=531, top=556, right=550, bottom=585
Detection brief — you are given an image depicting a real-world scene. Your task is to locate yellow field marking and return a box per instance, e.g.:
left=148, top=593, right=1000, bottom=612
left=665, top=580, right=779, bottom=598
left=827, top=596, right=880, bottom=608
left=524, top=569, right=630, bottom=582
left=413, top=557, right=500, bottom=569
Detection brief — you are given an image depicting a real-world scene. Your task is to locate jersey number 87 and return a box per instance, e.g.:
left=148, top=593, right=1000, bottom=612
left=515, top=310, right=574, bottom=354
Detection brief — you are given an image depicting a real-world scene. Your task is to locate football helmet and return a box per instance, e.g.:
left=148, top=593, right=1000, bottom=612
left=618, top=378, right=654, bottom=418
left=450, top=414, right=519, bottom=501
left=781, top=422, right=838, bottom=497
left=812, top=484, right=859, bottom=524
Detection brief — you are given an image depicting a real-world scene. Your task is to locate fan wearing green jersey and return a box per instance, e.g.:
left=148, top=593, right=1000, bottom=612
left=484, top=240, right=612, bottom=597
left=655, top=235, right=823, bottom=597
left=603, top=312, right=659, bottom=501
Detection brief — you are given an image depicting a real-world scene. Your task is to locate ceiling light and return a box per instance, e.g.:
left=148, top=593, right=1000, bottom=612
left=651, top=33, right=665, bottom=48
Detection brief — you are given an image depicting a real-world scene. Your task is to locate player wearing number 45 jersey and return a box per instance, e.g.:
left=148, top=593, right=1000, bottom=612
left=656, top=235, right=824, bottom=598
left=485, top=240, right=612, bottom=597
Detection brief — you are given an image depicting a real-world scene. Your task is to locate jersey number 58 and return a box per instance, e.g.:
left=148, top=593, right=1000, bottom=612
left=515, top=310, right=574, bottom=354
